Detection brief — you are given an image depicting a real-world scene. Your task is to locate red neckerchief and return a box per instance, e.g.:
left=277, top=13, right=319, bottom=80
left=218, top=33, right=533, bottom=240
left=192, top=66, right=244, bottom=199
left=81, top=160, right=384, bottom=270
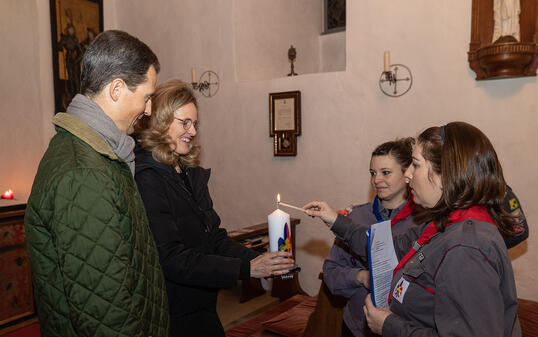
left=392, top=205, right=494, bottom=278
left=387, top=206, right=495, bottom=305
left=391, top=195, right=415, bottom=226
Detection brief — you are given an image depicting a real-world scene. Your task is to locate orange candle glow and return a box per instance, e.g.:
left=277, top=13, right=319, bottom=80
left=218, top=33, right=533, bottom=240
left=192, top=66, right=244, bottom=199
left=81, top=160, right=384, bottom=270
left=1, top=189, right=14, bottom=200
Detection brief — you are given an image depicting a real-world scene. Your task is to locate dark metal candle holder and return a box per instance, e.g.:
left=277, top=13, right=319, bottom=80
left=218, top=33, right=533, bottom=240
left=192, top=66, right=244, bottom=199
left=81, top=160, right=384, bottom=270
left=191, top=70, right=220, bottom=97
left=379, top=64, right=413, bottom=97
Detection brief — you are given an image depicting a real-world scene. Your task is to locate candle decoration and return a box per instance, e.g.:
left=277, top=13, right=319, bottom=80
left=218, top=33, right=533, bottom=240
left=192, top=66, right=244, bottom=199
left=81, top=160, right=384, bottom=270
left=379, top=51, right=413, bottom=97
left=191, top=67, right=197, bottom=83
left=384, top=51, right=390, bottom=72
left=1, top=189, right=14, bottom=200
left=191, top=69, right=220, bottom=97
left=268, top=207, right=291, bottom=254
left=269, top=194, right=300, bottom=279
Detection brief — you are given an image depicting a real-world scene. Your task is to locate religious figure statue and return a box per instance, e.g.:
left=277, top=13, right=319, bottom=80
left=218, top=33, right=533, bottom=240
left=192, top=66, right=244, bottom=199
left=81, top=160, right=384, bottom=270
left=58, top=24, right=83, bottom=106
left=492, top=0, right=521, bottom=42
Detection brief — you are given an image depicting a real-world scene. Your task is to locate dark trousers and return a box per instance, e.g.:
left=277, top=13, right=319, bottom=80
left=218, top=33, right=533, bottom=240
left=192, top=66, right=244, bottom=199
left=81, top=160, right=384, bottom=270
left=342, top=320, right=355, bottom=337
left=342, top=319, right=379, bottom=337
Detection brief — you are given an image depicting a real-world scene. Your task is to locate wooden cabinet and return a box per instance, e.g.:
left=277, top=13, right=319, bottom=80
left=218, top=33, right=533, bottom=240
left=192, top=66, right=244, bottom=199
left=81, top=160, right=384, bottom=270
left=0, top=204, right=37, bottom=335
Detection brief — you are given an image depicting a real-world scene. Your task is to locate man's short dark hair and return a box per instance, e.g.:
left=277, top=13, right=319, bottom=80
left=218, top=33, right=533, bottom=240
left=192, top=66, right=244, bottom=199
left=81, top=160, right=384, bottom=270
left=80, top=30, right=160, bottom=97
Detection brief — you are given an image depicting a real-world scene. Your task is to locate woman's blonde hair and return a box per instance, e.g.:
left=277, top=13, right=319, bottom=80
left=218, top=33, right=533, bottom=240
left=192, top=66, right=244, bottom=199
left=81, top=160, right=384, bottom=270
left=135, top=79, right=200, bottom=167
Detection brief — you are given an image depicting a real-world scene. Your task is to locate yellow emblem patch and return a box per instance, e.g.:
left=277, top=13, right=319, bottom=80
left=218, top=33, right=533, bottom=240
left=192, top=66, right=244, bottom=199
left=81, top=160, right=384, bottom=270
left=509, top=198, right=519, bottom=210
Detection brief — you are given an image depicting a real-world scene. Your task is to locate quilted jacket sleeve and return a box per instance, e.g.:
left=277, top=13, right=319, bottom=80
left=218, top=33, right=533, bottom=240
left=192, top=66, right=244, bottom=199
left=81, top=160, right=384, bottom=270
left=136, top=168, right=250, bottom=289
left=51, top=168, right=146, bottom=336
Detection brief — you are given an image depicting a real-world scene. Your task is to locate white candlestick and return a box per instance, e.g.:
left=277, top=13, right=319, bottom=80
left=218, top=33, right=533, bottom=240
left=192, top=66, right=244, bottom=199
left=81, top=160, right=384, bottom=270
left=191, top=67, right=197, bottom=83
left=384, top=51, right=390, bottom=72
left=267, top=208, right=292, bottom=253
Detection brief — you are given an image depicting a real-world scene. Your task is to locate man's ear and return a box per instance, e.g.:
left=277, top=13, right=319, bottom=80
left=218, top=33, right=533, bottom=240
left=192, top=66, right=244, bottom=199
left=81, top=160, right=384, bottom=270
left=143, top=99, right=152, bottom=116
left=109, top=78, right=125, bottom=102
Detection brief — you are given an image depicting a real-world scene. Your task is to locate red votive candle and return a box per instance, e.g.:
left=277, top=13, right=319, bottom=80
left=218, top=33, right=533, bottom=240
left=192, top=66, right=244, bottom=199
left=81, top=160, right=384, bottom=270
left=1, top=189, right=14, bottom=199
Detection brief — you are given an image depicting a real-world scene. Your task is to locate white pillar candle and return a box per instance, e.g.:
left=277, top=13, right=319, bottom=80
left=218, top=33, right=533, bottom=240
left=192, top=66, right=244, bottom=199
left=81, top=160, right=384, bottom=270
left=191, top=67, right=197, bottom=82
left=384, top=51, right=390, bottom=72
left=267, top=208, right=292, bottom=253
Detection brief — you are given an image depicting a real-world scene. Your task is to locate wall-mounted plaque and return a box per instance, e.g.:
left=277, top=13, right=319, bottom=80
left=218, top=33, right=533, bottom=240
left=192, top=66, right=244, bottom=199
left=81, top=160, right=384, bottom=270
left=269, top=91, right=301, bottom=156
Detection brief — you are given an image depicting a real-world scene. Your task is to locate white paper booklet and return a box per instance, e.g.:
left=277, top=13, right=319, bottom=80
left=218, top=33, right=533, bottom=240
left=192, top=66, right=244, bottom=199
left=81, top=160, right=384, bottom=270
left=366, top=220, right=398, bottom=308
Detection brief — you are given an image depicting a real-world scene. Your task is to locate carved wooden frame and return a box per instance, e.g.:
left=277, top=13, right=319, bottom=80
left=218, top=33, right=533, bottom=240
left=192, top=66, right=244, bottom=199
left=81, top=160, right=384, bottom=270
left=468, top=0, right=538, bottom=80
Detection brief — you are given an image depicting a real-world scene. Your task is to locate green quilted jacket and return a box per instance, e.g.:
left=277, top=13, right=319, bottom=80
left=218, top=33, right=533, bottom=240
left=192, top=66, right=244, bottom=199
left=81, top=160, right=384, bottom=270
left=25, top=113, right=169, bottom=337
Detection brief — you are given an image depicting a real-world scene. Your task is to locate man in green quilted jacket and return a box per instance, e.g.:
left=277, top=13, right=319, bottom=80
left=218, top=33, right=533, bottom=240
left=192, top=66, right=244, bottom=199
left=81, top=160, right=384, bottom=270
left=25, top=30, right=169, bottom=337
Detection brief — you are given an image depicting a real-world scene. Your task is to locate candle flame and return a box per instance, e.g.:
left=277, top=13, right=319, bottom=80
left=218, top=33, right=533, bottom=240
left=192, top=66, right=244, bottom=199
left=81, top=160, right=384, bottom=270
left=277, top=193, right=281, bottom=203
left=2, top=189, right=14, bottom=199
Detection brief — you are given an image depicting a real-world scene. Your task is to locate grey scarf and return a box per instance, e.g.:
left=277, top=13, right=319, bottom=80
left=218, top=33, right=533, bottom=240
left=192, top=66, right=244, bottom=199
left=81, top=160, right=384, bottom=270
left=67, top=94, right=136, bottom=176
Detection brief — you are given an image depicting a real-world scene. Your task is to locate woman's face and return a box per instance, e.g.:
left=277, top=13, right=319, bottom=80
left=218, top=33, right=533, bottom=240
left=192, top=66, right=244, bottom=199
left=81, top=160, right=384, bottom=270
left=370, top=154, right=408, bottom=208
left=404, top=143, right=443, bottom=208
left=167, top=102, right=198, bottom=155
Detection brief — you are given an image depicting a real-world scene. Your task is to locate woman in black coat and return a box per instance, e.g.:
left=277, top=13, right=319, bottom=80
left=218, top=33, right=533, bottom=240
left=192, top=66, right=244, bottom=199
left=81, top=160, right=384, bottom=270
left=134, top=79, right=294, bottom=337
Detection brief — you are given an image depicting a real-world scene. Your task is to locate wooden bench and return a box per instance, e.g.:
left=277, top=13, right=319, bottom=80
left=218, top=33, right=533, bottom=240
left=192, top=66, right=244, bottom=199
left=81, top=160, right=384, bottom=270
left=226, top=285, right=538, bottom=337
left=225, top=275, right=346, bottom=337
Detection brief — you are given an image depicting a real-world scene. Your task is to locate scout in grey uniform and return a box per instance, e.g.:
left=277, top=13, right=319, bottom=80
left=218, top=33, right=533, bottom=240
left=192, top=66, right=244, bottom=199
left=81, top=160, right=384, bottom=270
left=323, top=138, right=418, bottom=337
left=306, top=122, right=522, bottom=337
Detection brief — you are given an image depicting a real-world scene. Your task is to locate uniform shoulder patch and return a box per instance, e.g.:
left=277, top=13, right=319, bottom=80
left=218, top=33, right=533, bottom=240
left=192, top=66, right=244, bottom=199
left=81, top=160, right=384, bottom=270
left=509, top=198, right=519, bottom=211
left=392, top=276, right=410, bottom=304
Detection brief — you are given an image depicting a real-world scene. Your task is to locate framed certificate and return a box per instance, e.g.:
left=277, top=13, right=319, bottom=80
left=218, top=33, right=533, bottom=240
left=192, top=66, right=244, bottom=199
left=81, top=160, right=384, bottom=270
left=269, top=91, right=301, bottom=156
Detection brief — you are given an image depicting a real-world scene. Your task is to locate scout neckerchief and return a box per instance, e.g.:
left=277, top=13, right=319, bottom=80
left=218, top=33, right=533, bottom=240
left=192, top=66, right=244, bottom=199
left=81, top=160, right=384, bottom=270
left=372, top=194, right=416, bottom=226
left=392, top=205, right=495, bottom=278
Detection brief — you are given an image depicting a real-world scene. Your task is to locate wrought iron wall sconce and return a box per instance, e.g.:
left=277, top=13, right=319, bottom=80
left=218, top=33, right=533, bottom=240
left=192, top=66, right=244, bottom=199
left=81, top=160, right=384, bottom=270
left=379, top=51, right=413, bottom=97
left=191, top=68, right=220, bottom=97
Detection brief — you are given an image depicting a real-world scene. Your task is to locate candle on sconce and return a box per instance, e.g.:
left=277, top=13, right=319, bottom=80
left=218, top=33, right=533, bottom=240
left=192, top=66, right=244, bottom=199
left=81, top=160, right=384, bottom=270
left=384, top=51, right=390, bottom=72
left=191, top=67, right=197, bottom=83
left=1, top=189, right=14, bottom=200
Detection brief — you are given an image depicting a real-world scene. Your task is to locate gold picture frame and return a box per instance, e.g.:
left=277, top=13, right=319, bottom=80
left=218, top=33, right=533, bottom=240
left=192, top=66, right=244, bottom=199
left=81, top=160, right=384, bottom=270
left=50, top=0, right=103, bottom=113
left=269, top=91, right=301, bottom=156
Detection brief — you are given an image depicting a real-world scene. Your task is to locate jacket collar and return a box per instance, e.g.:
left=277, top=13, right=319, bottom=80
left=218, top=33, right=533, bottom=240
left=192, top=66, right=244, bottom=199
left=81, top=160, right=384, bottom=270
left=375, top=198, right=407, bottom=220
left=134, top=144, right=211, bottom=200
left=53, top=113, right=118, bottom=160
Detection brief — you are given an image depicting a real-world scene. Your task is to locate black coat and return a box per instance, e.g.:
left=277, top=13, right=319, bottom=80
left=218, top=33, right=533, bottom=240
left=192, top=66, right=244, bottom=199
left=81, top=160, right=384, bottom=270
left=134, top=146, right=259, bottom=337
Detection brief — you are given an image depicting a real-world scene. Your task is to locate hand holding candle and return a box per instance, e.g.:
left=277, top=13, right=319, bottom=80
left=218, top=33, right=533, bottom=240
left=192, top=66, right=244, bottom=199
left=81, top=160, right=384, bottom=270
left=303, top=201, right=338, bottom=227
left=265, top=194, right=300, bottom=277
left=250, top=251, right=294, bottom=278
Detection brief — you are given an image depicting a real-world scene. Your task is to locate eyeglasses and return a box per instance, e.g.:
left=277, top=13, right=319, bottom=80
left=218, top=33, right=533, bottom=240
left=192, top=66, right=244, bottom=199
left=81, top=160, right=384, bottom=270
left=174, top=117, right=199, bottom=131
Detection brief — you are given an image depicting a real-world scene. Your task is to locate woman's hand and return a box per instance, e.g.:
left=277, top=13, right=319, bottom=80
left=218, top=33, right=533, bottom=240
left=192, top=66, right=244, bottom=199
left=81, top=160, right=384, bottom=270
left=363, top=294, right=392, bottom=335
left=250, top=251, right=295, bottom=278
left=356, top=270, right=370, bottom=289
left=303, top=201, right=338, bottom=227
